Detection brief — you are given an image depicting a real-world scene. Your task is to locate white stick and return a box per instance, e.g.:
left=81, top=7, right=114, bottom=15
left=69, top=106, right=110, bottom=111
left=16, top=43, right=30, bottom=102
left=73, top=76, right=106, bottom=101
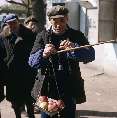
left=57, top=40, right=115, bottom=54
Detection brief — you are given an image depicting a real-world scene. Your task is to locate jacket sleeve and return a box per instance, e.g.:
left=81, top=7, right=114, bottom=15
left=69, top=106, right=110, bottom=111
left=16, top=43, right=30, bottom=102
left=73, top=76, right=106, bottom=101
left=67, top=46, right=95, bottom=63
left=28, top=49, right=49, bottom=69
left=28, top=31, right=49, bottom=69
left=67, top=31, right=95, bottom=63
left=31, top=32, right=45, bottom=54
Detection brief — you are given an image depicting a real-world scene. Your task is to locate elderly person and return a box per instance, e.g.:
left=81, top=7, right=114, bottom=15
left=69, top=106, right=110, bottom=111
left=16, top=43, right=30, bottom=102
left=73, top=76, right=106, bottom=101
left=24, top=16, right=38, bottom=35
left=3, top=14, right=36, bottom=118
left=0, top=23, right=11, bottom=116
left=29, top=5, right=95, bottom=118
left=0, top=23, right=9, bottom=104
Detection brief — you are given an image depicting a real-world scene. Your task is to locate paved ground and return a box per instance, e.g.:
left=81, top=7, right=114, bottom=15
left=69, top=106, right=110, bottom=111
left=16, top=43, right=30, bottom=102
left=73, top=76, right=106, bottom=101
left=0, top=63, right=117, bottom=118
left=0, top=95, right=40, bottom=118
left=78, top=63, right=117, bottom=118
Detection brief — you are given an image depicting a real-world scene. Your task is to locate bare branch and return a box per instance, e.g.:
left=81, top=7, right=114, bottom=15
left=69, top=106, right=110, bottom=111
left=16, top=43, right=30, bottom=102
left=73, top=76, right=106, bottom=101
left=21, top=0, right=26, bottom=5
left=5, top=0, right=27, bottom=7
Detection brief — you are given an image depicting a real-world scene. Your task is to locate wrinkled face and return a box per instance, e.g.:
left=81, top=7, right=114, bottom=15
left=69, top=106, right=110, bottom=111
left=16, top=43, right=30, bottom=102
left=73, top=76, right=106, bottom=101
left=50, top=16, right=68, bottom=34
left=26, top=21, right=38, bottom=33
left=7, top=19, right=19, bottom=33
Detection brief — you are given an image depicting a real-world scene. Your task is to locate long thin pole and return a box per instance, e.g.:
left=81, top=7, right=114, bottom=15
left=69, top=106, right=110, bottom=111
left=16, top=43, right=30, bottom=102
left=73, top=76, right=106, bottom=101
left=57, top=40, right=115, bottom=54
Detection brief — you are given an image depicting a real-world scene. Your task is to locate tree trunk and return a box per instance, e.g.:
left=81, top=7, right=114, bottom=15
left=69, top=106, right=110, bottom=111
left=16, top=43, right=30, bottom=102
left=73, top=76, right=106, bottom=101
left=31, top=0, right=46, bottom=32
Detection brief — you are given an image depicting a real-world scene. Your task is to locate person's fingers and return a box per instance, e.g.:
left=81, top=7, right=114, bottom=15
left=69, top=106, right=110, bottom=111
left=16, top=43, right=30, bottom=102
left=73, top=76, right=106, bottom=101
left=64, top=40, right=70, bottom=47
left=59, top=45, right=65, bottom=50
left=60, top=40, right=68, bottom=46
left=43, top=46, right=57, bottom=57
left=45, top=44, right=55, bottom=48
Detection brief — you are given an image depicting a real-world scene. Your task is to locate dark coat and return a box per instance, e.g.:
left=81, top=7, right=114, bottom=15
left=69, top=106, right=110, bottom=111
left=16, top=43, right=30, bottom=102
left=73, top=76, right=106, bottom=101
left=4, top=24, right=36, bottom=102
left=0, top=34, right=9, bottom=102
left=0, top=34, right=8, bottom=84
left=30, top=27, right=95, bottom=104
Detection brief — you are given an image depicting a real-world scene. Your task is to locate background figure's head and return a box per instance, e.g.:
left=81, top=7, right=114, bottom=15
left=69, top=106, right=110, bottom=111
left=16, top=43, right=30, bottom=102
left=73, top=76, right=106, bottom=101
left=3, top=14, right=19, bottom=33
left=47, top=5, right=69, bottom=34
left=24, top=16, right=38, bottom=33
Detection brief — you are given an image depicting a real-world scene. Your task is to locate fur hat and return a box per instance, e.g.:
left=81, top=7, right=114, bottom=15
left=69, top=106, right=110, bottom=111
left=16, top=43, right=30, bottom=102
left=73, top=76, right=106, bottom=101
left=47, top=5, right=69, bottom=19
left=24, top=16, right=38, bottom=24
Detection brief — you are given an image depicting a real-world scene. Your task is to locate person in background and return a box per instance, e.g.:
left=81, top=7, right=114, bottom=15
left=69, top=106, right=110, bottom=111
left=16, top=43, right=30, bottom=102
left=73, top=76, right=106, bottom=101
left=0, top=22, right=27, bottom=116
left=24, top=15, right=38, bottom=35
left=3, top=14, right=36, bottom=118
left=28, top=5, right=95, bottom=118
left=0, top=23, right=10, bottom=116
left=0, top=34, right=6, bottom=118
left=24, top=15, right=41, bottom=114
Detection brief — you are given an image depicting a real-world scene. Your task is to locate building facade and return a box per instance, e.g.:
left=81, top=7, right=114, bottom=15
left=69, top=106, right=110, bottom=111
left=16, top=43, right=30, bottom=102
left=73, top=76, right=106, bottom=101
left=81, top=0, right=117, bottom=77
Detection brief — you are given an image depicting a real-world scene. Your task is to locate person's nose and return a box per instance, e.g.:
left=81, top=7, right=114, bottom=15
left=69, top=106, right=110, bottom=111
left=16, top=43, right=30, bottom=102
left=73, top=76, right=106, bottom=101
left=31, top=24, right=35, bottom=29
left=56, top=24, right=61, bottom=28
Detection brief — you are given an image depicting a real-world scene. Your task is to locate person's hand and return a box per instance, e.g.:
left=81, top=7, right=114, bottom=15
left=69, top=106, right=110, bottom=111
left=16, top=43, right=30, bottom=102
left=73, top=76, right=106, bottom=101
left=43, top=44, right=57, bottom=58
left=59, top=39, right=75, bottom=50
